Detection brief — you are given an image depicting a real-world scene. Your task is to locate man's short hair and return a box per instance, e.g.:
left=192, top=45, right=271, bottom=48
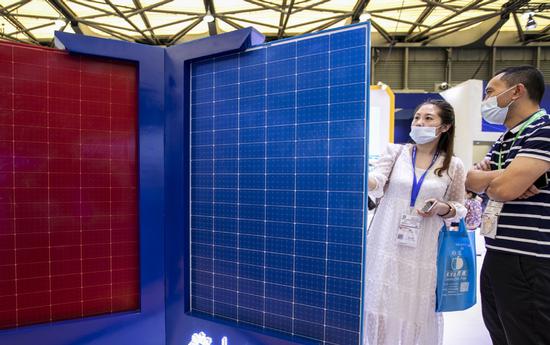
left=495, top=65, right=545, bottom=104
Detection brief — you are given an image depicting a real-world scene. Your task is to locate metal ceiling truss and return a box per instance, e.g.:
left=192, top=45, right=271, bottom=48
left=370, top=19, right=394, bottom=44
left=3, top=0, right=30, bottom=12
left=104, top=0, right=151, bottom=42
left=203, top=0, right=218, bottom=36
left=46, top=0, right=83, bottom=34
left=406, top=0, right=488, bottom=42
left=350, top=0, right=370, bottom=23
left=167, top=17, right=202, bottom=45
left=407, top=0, right=439, bottom=35
left=278, top=0, right=295, bottom=38
left=133, top=0, right=159, bottom=43
left=0, top=0, right=548, bottom=47
left=424, top=0, right=530, bottom=45
left=0, top=2, right=39, bottom=43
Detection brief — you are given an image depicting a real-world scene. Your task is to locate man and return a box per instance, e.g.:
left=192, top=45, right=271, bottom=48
left=466, top=65, right=550, bottom=345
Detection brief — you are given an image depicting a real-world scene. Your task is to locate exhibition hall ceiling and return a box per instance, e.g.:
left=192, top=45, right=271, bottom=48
left=0, top=0, right=548, bottom=47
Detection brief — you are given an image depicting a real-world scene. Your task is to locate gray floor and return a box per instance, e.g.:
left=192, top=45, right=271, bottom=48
left=443, top=232, right=492, bottom=345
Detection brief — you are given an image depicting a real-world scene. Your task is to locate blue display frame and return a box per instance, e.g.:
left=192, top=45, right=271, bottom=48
left=180, top=24, right=371, bottom=345
left=0, top=22, right=371, bottom=345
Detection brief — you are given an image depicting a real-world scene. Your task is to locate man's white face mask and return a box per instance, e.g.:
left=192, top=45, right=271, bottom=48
left=481, top=85, right=517, bottom=125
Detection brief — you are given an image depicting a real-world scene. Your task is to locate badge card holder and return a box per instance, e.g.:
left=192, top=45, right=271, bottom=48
left=480, top=200, right=503, bottom=239
left=398, top=146, right=440, bottom=247
left=397, top=213, right=422, bottom=247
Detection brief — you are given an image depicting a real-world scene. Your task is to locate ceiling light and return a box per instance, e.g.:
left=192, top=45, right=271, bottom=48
left=522, top=11, right=534, bottom=19
left=360, top=13, right=371, bottom=21
left=438, top=82, right=449, bottom=90
left=203, top=10, right=215, bottom=23
left=526, top=13, right=536, bottom=30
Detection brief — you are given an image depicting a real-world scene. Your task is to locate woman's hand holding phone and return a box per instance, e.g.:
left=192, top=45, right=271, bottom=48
left=417, top=199, right=449, bottom=218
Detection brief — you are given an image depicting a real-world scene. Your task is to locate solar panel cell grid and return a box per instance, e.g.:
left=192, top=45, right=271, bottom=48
left=0, top=42, right=139, bottom=330
left=190, top=26, right=368, bottom=344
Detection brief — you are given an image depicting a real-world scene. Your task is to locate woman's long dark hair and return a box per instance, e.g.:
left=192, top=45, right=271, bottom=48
left=413, top=99, right=455, bottom=177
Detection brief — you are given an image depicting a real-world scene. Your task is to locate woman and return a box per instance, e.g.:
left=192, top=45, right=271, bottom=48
left=363, top=100, right=466, bottom=345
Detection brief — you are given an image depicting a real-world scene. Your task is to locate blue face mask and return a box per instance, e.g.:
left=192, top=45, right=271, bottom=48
left=481, top=85, right=516, bottom=125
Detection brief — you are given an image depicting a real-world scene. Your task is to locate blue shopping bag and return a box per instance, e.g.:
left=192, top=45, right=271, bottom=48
left=435, top=219, right=477, bottom=312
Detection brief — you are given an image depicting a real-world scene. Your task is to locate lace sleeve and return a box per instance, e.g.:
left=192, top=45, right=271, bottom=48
left=369, top=144, right=404, bottom=199
left=444, top=157, right=467, bottom=222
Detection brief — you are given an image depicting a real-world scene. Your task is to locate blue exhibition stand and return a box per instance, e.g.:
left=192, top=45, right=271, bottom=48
left=0, top=23, right=371, bottom=345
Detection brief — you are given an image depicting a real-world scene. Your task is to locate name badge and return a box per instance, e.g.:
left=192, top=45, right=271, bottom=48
left=397, top=214, right=422, bottom=247
left=480, top=200, right=503, bottom=239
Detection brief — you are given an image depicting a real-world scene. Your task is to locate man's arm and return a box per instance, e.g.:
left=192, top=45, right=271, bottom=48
left=465, top=169, right=503, bottom=194
left=486, top=156, right=550, bottom=202
left=465, top=158, right=501, bottom=194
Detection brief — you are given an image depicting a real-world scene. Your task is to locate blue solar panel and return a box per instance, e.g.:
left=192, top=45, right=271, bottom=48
left=190, top=25, right=369, bottom=345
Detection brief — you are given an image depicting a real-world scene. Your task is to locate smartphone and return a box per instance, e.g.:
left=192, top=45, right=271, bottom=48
left=368, top=196, right=377, bottom=210
left=421, top=200, right=436, bottom=213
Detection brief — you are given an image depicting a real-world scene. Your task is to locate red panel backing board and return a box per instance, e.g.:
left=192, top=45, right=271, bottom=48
left=0, top=41, right=139, bottom=330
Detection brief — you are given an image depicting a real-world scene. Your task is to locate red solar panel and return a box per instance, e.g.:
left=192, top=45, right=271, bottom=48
left=0, top=42, right=139, bottom=330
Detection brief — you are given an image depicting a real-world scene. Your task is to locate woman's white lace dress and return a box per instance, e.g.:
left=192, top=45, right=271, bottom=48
left=363, top=144, right=467, bottom=345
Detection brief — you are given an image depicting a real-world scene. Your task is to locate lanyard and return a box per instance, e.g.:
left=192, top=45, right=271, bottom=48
left=497, top=110, right=545, bottom=169
left=410, top=146, right=439, bottom=208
